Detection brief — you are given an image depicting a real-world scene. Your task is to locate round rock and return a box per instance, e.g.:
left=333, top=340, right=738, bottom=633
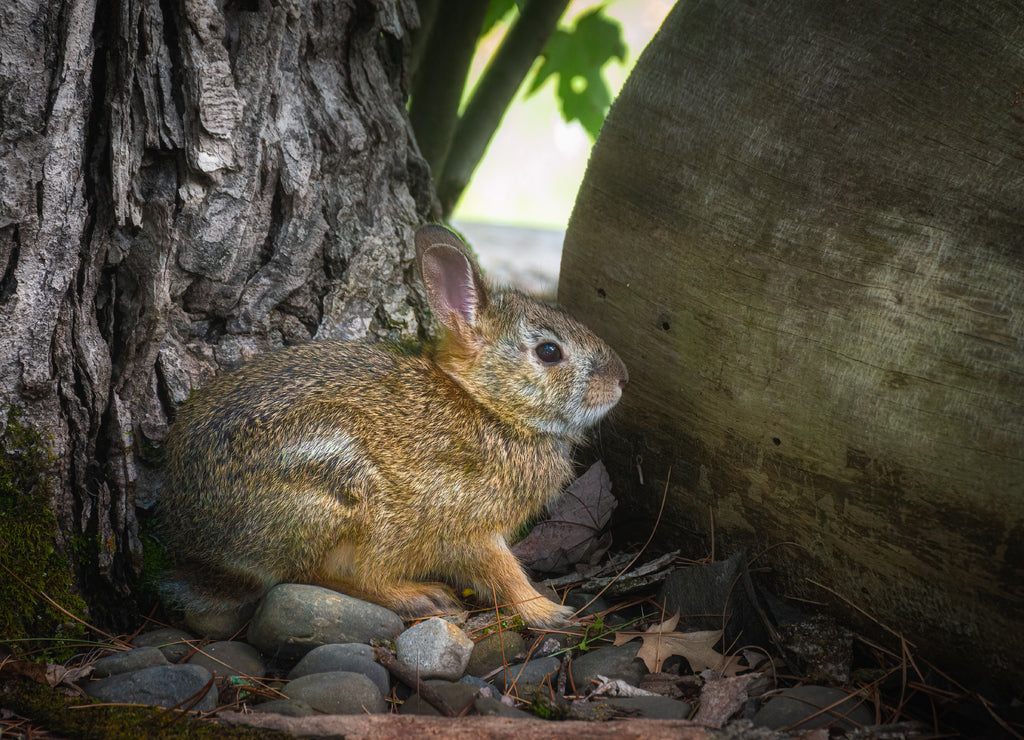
left=84, top=664, right=217, bottom=712
left=753, top=685, right=875, bottom=731
left=252, top=699, right=315, bottom=717
left=284, top=671, right=386, bottom=714
left=187, top=640, right=265, bottom=678
left=474, top=695, right=535, bottom=719
left=247, top=584, right=404, bottom=661
left=288, top=643, right=389, bottom=697
left=395, top=617, right=473, bottom=680
left=570, top=642, right=646, bottom=689
left=495, top=656, right=561, bottom=697
left=91, top=647, right=168, bottom=678
left=600, top=696, right=692, bottom=719
left=184, top=604, right=254, bottom=640
left=132, top=628, right=197, bottom=663
left=465, top=630, right=525, bottom=677
left=399, top=679, right=479, bottom=716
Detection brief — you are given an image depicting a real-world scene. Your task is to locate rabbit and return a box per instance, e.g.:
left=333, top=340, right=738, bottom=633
left=157, top=224, right=628, bottom=628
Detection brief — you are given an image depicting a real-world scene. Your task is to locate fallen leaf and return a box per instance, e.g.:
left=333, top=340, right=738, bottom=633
left=589, top=675, right=659, bottom=698
left=512, top=461, right=617, bottom=573
left=614, top=612, right=742, bottom=674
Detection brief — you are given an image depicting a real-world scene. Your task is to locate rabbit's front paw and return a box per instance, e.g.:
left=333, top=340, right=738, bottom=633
left=518, top=598, right=575, bottom=629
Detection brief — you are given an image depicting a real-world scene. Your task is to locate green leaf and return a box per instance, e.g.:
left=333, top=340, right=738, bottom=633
left=527, top=5, right=627, bottom=139
left=481, top=0, right=519, bottom=38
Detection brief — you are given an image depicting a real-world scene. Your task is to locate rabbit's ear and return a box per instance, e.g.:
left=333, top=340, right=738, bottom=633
left=416, top=226, right=488, bottom=331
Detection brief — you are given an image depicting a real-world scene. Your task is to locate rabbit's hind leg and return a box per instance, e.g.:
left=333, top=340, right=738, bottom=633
left=160, top=563, right=267, bottom=616
left=311, top=542, right=460, bottom=619
left=311, top=573, right=460, bottom=619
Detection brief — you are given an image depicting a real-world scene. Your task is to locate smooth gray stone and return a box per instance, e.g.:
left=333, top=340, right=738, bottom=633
left=187, top=640, right=264, bottom=678
left=247, top=584, right=403, bottom=661
left=600, top=695, right=693, bottom=719
left=570, top=642, right=646, bottom=689
left=753, top=685, right=875, bottom=731
left=395, top=617, right=474, bottom=681
left=474, top=695, right=534, bottom=719
left=398, top=679, right=478, bottom=716
left=494, top=656, right=561, bottom=697
left=184, top=604, right=255, bottom=640
left=284, top=670, right=386, bottom=714
left=91, top=647, right=168, bottom=677
left=288, top=643, right=389, bottom=697
left=84, top=664, right=217, bottom=712
left=465, top=630, right=525, bottom=677
left=251, top=699, right=314, bottom=717
left=132, top=628, right=197, bottom=663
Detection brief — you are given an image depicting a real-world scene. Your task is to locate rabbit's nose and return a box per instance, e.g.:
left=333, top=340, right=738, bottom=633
left=619, top=377, right=628, bottom=390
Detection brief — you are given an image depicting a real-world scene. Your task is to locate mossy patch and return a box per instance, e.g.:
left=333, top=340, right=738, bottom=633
left=0, top=407, right=88, bottom=651
left=1, top=677, right=290, bottom=739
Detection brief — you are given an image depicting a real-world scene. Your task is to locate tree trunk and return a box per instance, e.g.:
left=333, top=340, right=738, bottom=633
left=0, top=0, right=435, bottom=627
left=560, top=0, right=1024, bottom=686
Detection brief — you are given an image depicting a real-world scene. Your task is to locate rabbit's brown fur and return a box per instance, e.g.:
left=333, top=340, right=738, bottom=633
left=158, top=225, right=627, bottom=627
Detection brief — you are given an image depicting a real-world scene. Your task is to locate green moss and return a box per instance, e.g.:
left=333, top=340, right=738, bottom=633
left=0, top=407, right=87, bottom=651
left=137, top=516, right=171, bottom=602
left=1, top=677, right=291, bottom=739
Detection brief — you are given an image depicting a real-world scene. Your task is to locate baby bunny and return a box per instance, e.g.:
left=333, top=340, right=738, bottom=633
left=158, top=224, right=628, bottom=627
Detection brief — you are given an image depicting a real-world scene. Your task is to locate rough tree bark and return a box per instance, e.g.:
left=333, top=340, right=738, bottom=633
left=0, top=0, right=436, bottom=625
left=560, top=0, right=1024, bottom=685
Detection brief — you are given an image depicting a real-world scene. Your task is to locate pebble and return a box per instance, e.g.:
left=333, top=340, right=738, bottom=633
left=394, top=617, right=473, bottom=680
left=288, top=643, right=389, bottom=697
left=91, top=647, right=168, bottom=677
left=251, top=699, right=314, bottom=717
left=187, top=640, right=265, bottom=678
left=70, top=583, right=891, bottom=730
left=495, top=656, right=561, bottom=697
left=570, top=641, right=646, bottom=690
left=132, top=627, right=197, bottom=663
left=753, top=685, right=875, bottom=731
left=465, top=629, right=525, bottom=677
left=184, top=604, right=255, bottom=640
left=284, top=670, right=386, bottom=714
left=474, top=695, right=535, bottom=718
left=599, top=695, right=693, bottom=719
left=399, top=679, right=479, bottom=716
left=247, top=584, right=404, bottom=661
left=84, top=664, right=218, bottom=712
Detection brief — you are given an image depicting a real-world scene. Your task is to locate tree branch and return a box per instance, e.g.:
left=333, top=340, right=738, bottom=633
left=437, top=0, right=571, bottom=217
left=373, top=646, right=459, bottom=717
left=407, top=0, right=490, bottom=180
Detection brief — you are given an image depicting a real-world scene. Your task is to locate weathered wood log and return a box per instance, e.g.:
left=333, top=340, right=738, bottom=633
left=218, top=711, right=726, bottom=739
left=560, top=0, right=1024, bottom=685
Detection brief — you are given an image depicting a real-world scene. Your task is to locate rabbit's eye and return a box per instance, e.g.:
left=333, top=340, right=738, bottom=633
left=535, top=342, right=563, bottom=364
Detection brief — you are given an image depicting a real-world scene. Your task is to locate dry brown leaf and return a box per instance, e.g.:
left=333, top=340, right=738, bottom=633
left=512, top=461, right=616, bottom=573
left=615, top=613, right=741, bottom=674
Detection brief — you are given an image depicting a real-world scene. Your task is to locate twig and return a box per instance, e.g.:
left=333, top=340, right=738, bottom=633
left=372, top=646, right=458, bottom=717
left=570, top=468, right=672, bottom=619
left=0, top=562, right=130, bottom=649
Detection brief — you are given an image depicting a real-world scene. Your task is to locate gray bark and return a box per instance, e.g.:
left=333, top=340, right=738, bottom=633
left=560, top=0, right=1024, bottom=685
left=0, top=0, right=435, bottom=623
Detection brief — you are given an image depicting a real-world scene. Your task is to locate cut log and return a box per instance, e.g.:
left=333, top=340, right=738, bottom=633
left=560, top=0, right=1024, bottom=685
